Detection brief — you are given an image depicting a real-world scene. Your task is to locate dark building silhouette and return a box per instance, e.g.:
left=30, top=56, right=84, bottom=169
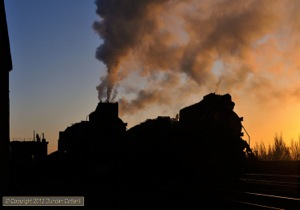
left=0, top=0, right=12, bottom=194
left=8, top=136, right=49, bottom=196
left=10, top=136, right=48, bottom=163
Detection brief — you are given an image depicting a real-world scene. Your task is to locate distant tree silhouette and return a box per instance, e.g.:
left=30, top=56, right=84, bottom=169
left=290, top=137, right=300, bottom=160
left=253, top=133, right=295, bottom=161
left=269, top=133, right=291, bottom=160
left=253, top=141, right=268, bottom=160
left=267, top=145, right=272, bottom=160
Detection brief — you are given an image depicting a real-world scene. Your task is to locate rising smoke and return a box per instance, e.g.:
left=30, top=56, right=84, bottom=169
left=93, top=0, right=300, bottom=116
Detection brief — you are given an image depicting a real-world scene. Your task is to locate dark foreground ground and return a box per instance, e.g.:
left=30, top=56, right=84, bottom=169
left=2, top=161, right=300, bottom=209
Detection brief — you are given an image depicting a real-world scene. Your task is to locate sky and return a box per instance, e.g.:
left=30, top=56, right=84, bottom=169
left=5, top=0, right=300, bottom=154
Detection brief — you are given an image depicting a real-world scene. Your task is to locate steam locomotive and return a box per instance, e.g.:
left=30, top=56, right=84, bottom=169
left=56, top=93, right=254, bottom=180
left=124, top=93, right=254, bottom=179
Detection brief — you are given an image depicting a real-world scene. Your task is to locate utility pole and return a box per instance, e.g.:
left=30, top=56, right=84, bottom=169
left=0, top=0, right=13, bottom=195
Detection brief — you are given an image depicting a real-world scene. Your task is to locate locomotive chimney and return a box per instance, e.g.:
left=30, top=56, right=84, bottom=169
left=0, top=0, right=13, bottom=194
left=89, top=101, right=119, bottom=122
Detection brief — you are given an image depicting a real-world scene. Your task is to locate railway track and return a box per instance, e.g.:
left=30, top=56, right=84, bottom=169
left=239, top=173, right=300, bottom=199
left=111, top=174, right=300, bottom=209
left=241, top=173, right=300, bottom=188
left=17, top=173, right=297, bottom=209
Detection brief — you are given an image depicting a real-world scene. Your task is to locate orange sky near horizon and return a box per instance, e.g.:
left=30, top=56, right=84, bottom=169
left=234, top=94, right=300, bottom=148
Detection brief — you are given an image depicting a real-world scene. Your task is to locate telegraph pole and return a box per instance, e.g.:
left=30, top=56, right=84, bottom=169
left=0, top=0, right=12, bottom=194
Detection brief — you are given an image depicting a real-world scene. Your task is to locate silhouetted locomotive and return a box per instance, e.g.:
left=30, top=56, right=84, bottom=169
left=124, top=93, right=254, bottom=179
left=56, top=93, right=254, bottom=180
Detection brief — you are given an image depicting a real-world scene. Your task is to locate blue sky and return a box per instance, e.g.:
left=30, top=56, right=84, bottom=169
left=5, top=0, right=104, bottom=153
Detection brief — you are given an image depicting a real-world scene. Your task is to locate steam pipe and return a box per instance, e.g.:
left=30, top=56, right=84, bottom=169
left=242, top=125, right=250, bottom=147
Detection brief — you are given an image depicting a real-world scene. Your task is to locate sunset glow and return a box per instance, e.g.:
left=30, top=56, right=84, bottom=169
left=6, top=0, right=300, bottom=154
